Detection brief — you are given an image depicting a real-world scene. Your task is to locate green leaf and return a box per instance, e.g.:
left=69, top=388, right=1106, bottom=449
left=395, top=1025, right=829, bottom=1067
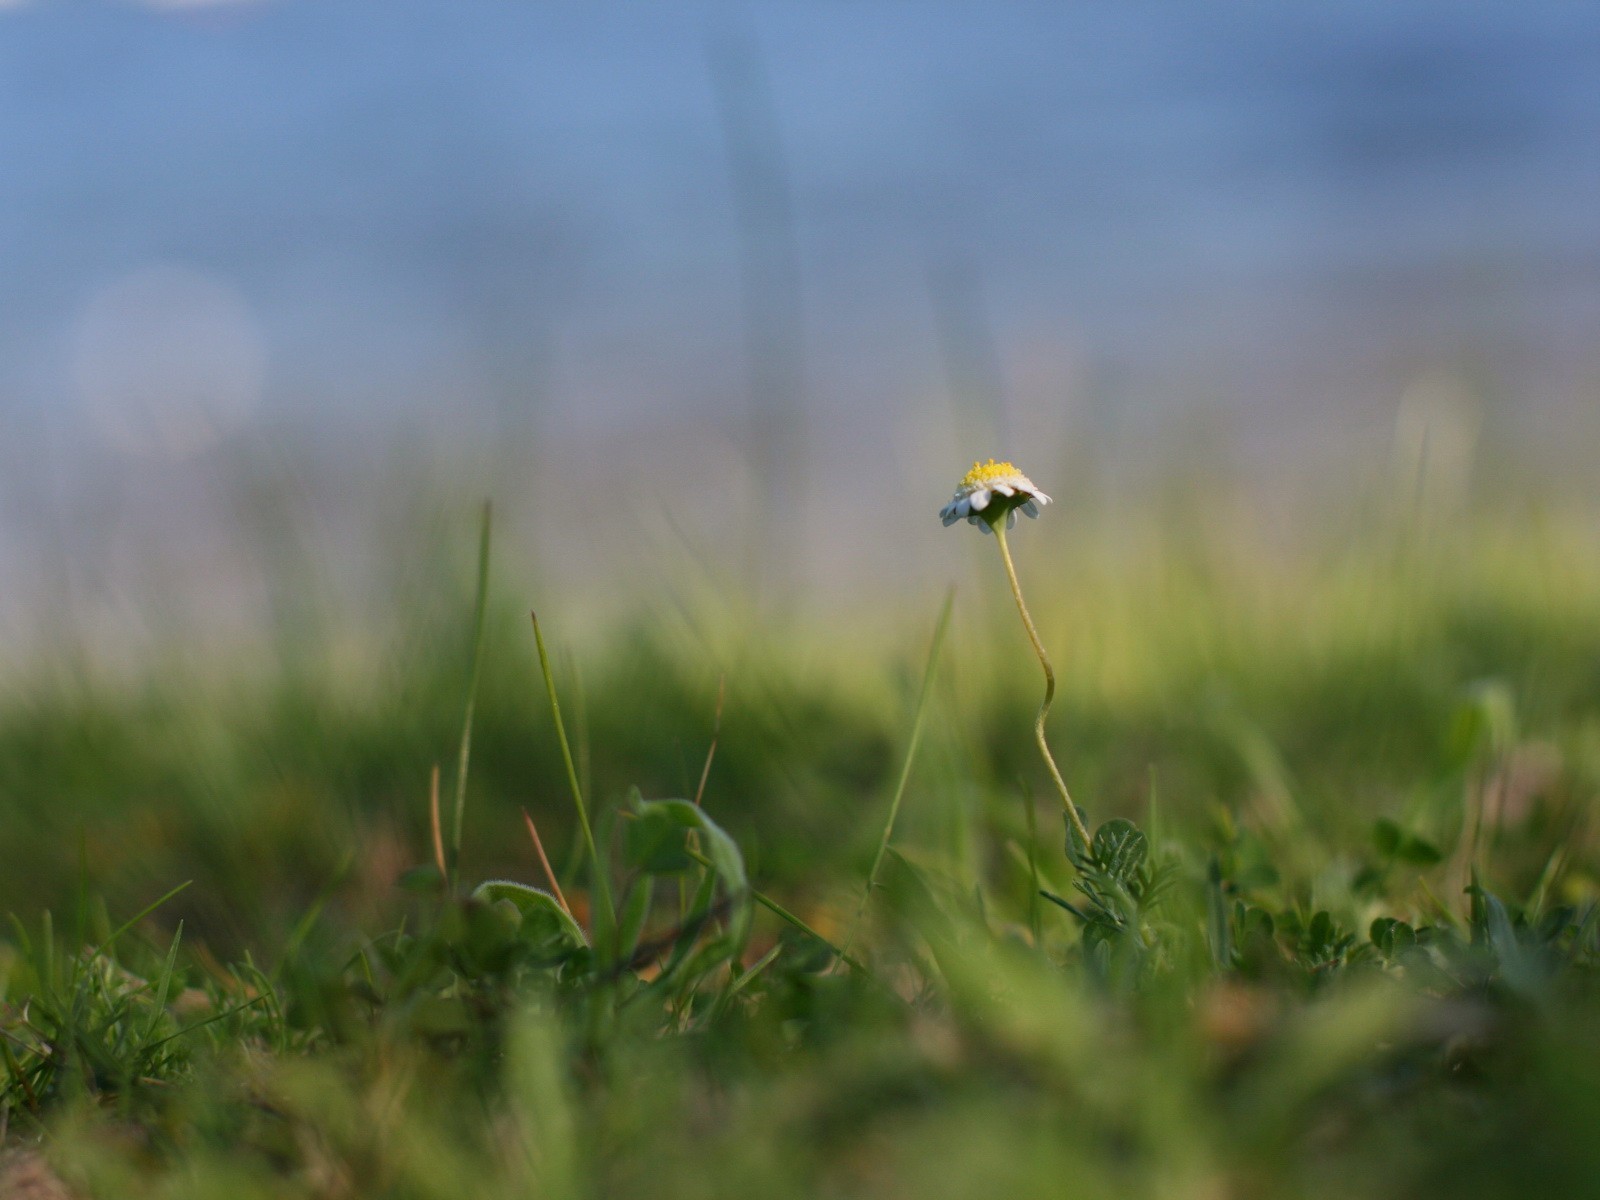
left=1065, top=810, right=1090, bottom=861
left=1089, top=819, right=1147, bottom=884
left=1307, top=911, right=1335, bottom=951
left=1468, top=884, right=1537, bottom=992
left=1369, top=917, right=1416, bottom=957
left=1351, top=866, right=1385, bottom=895
left=1396, top=835, right=1443, bottom=867
left=1372, top=820, right=1441, bottom=867
left=616, top=877, right=654, bottom=961
left=470, top=880, right=588, bottom=950
left=627, top=795, right=750, bottom=954
left=624, top=808, right=695, bottom=874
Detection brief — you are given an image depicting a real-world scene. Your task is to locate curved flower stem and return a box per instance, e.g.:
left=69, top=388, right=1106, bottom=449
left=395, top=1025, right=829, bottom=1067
left=992, top=520, right=1093, bottom=853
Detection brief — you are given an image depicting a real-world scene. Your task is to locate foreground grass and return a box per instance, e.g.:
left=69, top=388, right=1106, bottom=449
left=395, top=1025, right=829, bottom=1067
left=3, top=498, right=1600, bottom=1197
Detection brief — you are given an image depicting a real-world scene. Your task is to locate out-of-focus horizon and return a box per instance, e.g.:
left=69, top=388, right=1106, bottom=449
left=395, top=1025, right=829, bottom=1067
left=3, top=1, right=1598, bottom=665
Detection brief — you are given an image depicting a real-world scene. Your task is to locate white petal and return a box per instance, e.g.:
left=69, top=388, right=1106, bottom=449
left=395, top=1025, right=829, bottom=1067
left=1022, top=500, right=1040, bottom=518
left=954, top=497, right=972, bottom=518
left=969, top=488, right=991, bottom=511
left=1033, top=491, right=1052, bottom=506
left=978, top=518, right=992, bottom=534
left=994, top=483, right=1015, bottom=497
left=942, top=510, right=960, bottom=526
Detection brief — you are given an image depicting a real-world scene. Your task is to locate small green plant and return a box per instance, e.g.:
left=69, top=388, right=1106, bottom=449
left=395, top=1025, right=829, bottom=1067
left=1, top=884, right=272, bottom=1119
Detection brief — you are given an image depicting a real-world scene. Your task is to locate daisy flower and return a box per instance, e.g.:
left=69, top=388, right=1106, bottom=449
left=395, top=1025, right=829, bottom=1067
left=938, top=456, right=1092, bottom=855
left=939, top=459, right=1052, bottom=532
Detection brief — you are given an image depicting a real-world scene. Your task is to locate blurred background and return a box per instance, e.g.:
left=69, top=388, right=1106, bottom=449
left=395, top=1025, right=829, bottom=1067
left=2, top=0, right=1598, bottom=668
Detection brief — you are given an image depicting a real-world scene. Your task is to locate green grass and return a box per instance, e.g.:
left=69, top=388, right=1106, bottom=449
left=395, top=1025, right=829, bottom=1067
left=4, top=493, right=1600, bottom=1197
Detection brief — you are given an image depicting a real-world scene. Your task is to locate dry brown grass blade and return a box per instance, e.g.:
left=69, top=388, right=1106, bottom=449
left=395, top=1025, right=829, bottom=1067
left=522, top=807, right=573, bottom=919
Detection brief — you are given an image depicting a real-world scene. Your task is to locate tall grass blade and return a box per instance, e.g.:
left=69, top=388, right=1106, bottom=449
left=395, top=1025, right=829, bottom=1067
left=450, top=500, right=494, bottom=885
left=840, top=588, right=955, bottom=960
left=532, top=611, right=616, bottom=944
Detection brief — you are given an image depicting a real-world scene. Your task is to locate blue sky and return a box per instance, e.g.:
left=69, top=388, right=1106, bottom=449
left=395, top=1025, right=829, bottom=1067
left=2, top=1, right=1597, bottom=450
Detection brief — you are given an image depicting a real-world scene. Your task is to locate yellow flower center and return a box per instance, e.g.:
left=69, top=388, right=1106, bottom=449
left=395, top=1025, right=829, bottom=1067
left=960, top=459, right=1021, bottom=489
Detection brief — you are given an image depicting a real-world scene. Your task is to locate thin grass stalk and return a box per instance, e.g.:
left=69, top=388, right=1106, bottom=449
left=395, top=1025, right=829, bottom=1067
left=531, top=611, right=616, bottom=941
left=693, top=675, right=726, bottom=808
left=522, top=807, right=573, bottom=919
left=685, top=846, right=868, bottom=977
left=450, top=501, right=493, bottom=884
left=840, top=589, right=954, bottom=961
left=428, top=764, right=447, bottom=882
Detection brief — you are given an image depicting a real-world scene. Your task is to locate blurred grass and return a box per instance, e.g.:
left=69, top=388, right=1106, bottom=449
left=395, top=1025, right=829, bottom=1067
left=4, top=477, right=1600, bottom=1198
left=2, top=489, right=1597, bottom=947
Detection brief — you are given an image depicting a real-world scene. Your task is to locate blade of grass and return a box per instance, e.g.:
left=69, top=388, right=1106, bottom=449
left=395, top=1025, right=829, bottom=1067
left=429, top=764, right=447, bottom=883
left=140, top=922, right=184, bottom=1045
left=0, top=1035, right=38, bottom=1112
left=450, top=501, right=494, bottom=886
left=88, top=882, right=192, bottom=963
left=682, top=846, right=870, bottom=977
left=521, top=807, right=573, bottom=919
left=693, top=674, right=726, bottom=807
left=141, top=993, right=270, bottom=1055
left=706, top=941, right=783, bottom=1023
left=532, top=611, right=616, bottom=945
left=570, top=653, right=593, bottom=812
left=839, top=588, right=954, bottom=961
left=274, top=850, right=354, bottom=979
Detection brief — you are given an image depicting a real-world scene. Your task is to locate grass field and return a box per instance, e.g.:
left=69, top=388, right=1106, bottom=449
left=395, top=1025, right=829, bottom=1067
left=4, top=476, right=1600, bottom=1198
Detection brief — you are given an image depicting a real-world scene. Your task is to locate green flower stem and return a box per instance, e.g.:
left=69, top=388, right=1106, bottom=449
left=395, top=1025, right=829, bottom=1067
left=992, top=518, right=1093, bottom=853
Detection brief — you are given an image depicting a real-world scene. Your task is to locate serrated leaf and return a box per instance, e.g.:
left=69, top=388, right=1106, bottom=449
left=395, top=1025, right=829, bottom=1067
left=1089, top=819, right=1147, bottom=884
